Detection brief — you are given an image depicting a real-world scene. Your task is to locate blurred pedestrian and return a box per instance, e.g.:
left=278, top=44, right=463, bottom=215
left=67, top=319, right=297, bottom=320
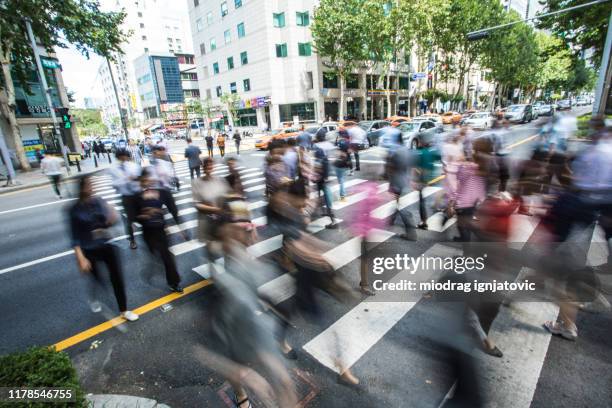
left=136, top=168, right=183, bottom=293
left=225, top=156, right=244, bottom=196
left=205, top=133, right=214, bottom=158
left=217, top=133, right=226, bottom=157
left=69, top=175, right=139, bottom=321
left=41, top=153, right=64, bottom=199
left=184, top=138, right=202, bottom=179
left=93, top=140, right=102, bottom=159
left=348, top=125, right=367, bottom=172
left=109, top=148, right=141, bottom=249
left=386, top=136, right=418, bottom=240
left=232, top=130, right=242, bottom=155
left=127, top=139, right=143, bottom=166
left=333, top=129, right=352, bottom=201
left=313, top=132, right=338, bottom=228
left=413, top=139, right=441, bottom=230
left=148, top=146, right=183, bottom=230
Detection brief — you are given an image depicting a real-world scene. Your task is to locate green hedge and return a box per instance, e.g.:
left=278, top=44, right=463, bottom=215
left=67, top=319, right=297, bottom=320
left=0, top=347, right=86, bottom=407
left=575, top=113, right=612, bottom=139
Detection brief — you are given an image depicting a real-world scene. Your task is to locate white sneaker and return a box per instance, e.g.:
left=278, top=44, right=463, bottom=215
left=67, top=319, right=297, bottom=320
left=543, top=320, right=577, bottom=341
left=121, top=310, right=139, bottom=322
left=580, top=292, right=611, bottom=314
left=89, top=301, right=102, bottom=313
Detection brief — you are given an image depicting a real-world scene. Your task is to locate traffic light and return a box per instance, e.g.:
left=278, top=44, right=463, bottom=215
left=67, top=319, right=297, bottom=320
left=55, top=107, right=72, bottom=129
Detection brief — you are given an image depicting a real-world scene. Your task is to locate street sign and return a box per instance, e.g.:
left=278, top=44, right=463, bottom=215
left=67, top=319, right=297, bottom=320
left=40, top=57, right=60, bottom=69
left=410, top=72, right=427, bottom=81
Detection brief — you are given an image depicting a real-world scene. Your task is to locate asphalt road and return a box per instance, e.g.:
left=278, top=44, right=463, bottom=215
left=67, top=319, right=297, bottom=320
left=1, top=107, right=610, bottom=408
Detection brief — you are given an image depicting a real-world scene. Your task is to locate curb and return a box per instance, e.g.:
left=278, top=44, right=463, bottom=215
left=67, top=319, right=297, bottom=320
left=86, top=394, right=170, bottom=408
left=0, top=167, right=106, bottom=195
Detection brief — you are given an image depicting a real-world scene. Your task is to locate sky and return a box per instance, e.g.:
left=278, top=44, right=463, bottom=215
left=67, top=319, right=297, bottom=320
left=55, top=45, right=105, bottom=108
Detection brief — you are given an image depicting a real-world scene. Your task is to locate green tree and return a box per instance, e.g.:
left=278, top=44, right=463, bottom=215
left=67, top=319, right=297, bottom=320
left=537, top=0, right=611, bottom=64
left=534, top=32, right=573, bottom=93
left=72, top=108, right=108, bottom=137
left=430, top=0, right=505, bottom=102
left=0, top=0, right=127, bottom=170
left=312, top=0, right=368, bottom=119
left=220, top=93, right=240, bottom=128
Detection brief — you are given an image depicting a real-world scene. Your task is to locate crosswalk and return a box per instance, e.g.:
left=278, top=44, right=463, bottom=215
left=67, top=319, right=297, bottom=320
left=85, top=158, right=609, bottom=407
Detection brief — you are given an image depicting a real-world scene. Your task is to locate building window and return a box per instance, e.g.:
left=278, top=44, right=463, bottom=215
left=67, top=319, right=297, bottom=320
left=194, top=0, right=199, bottom=6
left=142, top=35, right=147, bottom=40
left=207, top=11, right=213, bottom=25
left=243, top=78, right=250, bottom=91
left=216, top=86, right=222, bottom=97
left=181, top=72, right=198, bottom=80
left=230, top=82, right=237, bottom=93
left=237, top=22, right=245, bottom=38
left=273, top=12, right=285, bottom=28
left=346, top=74, right=359, bottom=89
left=144, top=47, right=149, bottom=52
left=221, top=1, right=228, bottom=17
left=240, top=51, right=248, bottom=65
left=140, top=23, right=145, bottom=28
left=210, top=37, right=216, bottom=50
left=279, top=102, right=315, bottom=122
left=227, top=56, right=234, bottom=70
left=275, top=43, right=287, bottom=58
left=185, top=55, right=194, bottom=64
left=399, top=76, right=409, bottom=89
left=200, top=43, right=206, bottom=55
left=323, top=73, right=338, bottom=88
left=213, top=62, right=219, bottom=74
left=296, top=11, right=310, bottom=26
left=196, top=18, right=203, bottom=32
left=203, top=66, right=209, bottom=78
left=138, top=12, right=142, bottom=17
left=306, top=71, right=313, bottom=89
left=298, top=42, right=312, bottom=56
left=235, top=0, right=242, bottom=7
left=206, top=89, right=212, bottom=99
left=224, top=29, right=231, bottom=44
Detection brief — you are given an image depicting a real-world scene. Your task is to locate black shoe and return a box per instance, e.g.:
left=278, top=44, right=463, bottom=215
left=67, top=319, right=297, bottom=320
left=326, top=222, right=339, bottom=229
left=129, top=240, right=138, bottom=250
left=282, top=348, right=298, bottom=360
left=417, top=222, right=428, bottom=230
left=169, top=284, right=184, bottom=294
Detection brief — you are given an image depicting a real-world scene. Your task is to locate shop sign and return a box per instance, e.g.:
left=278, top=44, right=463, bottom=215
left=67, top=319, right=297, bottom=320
left=367, top=89, right=397, bottom=96
left=41, top=57, right=61, bottom=70
left=236, top=96, right=271, bottom=109
left=23, top=139, right=45, bottom=160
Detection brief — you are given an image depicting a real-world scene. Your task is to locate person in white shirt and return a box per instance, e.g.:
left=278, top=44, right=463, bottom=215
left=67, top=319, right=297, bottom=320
left=148, top=145, right=183, bottom=229
left=109, top=148, right=142, bottom=249
left=347, top=125, right=367, bottom=172
left=41, top=153, right=64, bottom=199
left=127, top=139, right=143, bottom=165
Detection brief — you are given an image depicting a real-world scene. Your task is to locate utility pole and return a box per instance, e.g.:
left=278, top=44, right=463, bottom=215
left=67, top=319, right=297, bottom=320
left=106, top=58, right=129, bottom=139
left=593, top=11, right=612, bottom=116
left=24, top=18, right=70, bottom=174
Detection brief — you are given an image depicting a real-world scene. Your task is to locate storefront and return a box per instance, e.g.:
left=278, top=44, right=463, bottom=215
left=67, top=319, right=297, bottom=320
left=278, top=102, right=316, bottom=124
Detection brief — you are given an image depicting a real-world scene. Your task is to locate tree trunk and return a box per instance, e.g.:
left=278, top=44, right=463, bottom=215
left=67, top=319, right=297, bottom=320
left=385, top=75, right=392, bottom=118
left=339, top=72, right=346, bottom=120
left=0, top=54, right=30, bottom=171
left=369, top=74, right=374, bottom=119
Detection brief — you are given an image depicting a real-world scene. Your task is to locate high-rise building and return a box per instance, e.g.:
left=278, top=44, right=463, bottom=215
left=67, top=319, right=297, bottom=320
left=187, top=0, right=417, bottom=129
left=97, top=0, right=194, bottom=125
left=134, top=53, right=184, bottom=119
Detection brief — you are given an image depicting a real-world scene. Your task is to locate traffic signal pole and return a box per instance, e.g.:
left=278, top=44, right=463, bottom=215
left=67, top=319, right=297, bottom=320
left=106, top=58, right=129, bottom=139
left=24, top=18, right=71, bottom=174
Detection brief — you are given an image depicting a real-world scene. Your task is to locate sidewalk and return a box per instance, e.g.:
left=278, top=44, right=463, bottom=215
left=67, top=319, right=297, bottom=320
left=0, top=154, right=113, bottom=195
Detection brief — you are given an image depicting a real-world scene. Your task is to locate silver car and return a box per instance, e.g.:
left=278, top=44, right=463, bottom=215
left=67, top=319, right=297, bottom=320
left=398, top=121, right=437, bottom=149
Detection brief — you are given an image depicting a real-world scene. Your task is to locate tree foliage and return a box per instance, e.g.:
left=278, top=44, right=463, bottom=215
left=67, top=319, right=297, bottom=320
left=0, top=0, right=128, bottom=89
left=72, top=108, right=107, bottom=137
left=537, top=0, right=611, bottom=63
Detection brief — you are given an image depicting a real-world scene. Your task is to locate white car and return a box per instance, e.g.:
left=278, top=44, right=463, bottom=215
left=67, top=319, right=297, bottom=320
left=464, top=112, right=495, bottom=130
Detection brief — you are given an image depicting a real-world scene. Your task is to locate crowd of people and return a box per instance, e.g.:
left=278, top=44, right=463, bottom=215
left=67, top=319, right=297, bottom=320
left=60, top=112, right=611, bottom=407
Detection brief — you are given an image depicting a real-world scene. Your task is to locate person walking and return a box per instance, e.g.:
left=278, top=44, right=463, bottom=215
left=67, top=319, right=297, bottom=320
left=93, top=141, right=102, bottom=159
left=413, top=139, right=441, bottom=230
left=386, top=139, right=418, bottom=240
left=184, top=138, right=202, bottom=179
left=225, top=156, right=244, bottom=196
left=232, top=130, right=242, bottom=155
left=333, top=130, right=352, bottom=201
left=41, top=153, right=64, bottom=199
left=348, top=125, right=367, bottom=172
left=109, top=149, right=141, bottom=249
left=313, top=132, right=338, bottom=228
left=148, top=146, right=183, bottom=229
left=83, top=141, right=91, bottom=159
left=136, top=168, right=184, bottom=293
left=127, top=139, right=143, bottom=166
left=217, top=132, right=226, bottom=157
left=205, top=133, right=214, bottom=158
left=69, top=175, right=139, bottom=321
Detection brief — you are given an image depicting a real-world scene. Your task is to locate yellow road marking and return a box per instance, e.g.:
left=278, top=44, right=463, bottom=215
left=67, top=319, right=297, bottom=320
left=53, top=279, right=211, bottom=351
left=54, top=131, right=540, bottom=351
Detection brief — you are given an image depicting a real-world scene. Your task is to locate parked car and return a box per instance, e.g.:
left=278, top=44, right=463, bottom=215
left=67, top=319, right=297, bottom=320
left=357, top=120, right=391, bottom=146
left=254, top=127, right=299, bottom=150
left=575, top=97, right=589, bottom=106
left=537, top=104, right=554, bottom=116
left=413, top=116, right=444, bottom=132
left=459, top=110, right=477, bottom=125
left=307, top=122, right=339, bottom=143
left=99, top=138, right=116, bottom=152
left=464, top=112, right=495, bottom=130
left=557, top=99, right=572, bottom=110
left=398, top=120, right=437, bottom=149
left=441, top=111, right=462, bottom=125
left=504, top=104, right=533, bottom=123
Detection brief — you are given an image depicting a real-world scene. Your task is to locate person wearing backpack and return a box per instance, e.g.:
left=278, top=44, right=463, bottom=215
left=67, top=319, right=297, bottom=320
left=333, top=130, right=352, bottom=201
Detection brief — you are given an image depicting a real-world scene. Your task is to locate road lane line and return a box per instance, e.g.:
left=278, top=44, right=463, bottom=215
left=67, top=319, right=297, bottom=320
left=0, top=198, right=77, bottom=216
